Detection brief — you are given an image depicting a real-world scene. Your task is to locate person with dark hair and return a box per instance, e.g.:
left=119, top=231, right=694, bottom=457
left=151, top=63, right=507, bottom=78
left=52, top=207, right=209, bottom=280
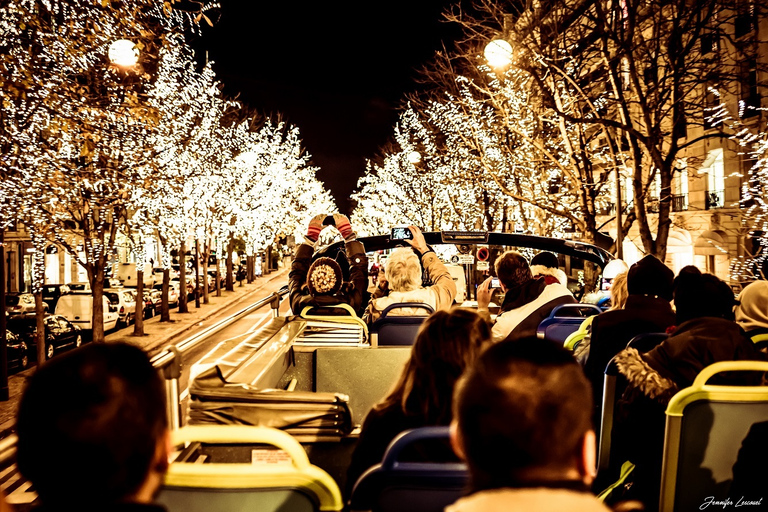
left=477, top=250, right=575, bottom=342
left=530, top=251, right=568, bottom=286
left=16, top=342, right=170, bottom=510
left=581, top=255, right=676, bottom=432
left=289, top=213, right=368, bottom=316
left=346, top=308, right=491, bottom=495
left=611, top=271, right=765, bottom=511
left=447, top=337, right=610, bottom=512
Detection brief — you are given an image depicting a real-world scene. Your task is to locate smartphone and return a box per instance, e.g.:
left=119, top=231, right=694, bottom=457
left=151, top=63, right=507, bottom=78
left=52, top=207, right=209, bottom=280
left=391, top=227, right=413, bottom=240
left=491, top=277, right=501, bottom=289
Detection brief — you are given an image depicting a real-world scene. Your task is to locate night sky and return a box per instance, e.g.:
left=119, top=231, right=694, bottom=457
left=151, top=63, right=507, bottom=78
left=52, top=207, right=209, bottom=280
left=194, top=0, right=463, bottom=214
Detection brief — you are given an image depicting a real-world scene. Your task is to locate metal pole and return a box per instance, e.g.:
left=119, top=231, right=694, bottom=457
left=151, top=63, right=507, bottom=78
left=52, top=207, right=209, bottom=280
left=194, top=239, right=200, bottom=309
left=162, top=346, right=182, bottom=431
left=0, top=230, right=8, bottom=401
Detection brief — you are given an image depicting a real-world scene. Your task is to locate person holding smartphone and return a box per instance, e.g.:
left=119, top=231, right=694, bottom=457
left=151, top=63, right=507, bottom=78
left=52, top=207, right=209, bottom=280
left=363, top=226, right=457, bottom=324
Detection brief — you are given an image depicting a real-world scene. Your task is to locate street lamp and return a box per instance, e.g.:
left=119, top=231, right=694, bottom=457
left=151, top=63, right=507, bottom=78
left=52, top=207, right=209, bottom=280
left=108, top=39, right=139, bottom=67
left=407, top=151, right=421, bottom=164
left=484, top=39, right=513, bottom=69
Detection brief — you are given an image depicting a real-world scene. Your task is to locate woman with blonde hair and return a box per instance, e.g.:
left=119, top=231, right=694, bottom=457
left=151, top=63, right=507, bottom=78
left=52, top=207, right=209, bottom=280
left=346, top=308, right=491, bottom=494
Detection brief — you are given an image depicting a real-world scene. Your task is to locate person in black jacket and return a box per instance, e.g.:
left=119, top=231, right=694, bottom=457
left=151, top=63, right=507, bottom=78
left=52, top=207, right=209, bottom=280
left=582, top=255, right=675, bottom=435
left=610, top=272, right=765, bottom=511
left=289, top=213, right=368, bottom=317
left=345, top=308, right=491, bottom=498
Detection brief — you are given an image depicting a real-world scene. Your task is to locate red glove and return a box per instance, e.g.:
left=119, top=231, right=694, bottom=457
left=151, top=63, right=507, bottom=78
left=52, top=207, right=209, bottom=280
left=333, top=214, right=356, bottom=242
left=305, top=214, right=326, bottom=244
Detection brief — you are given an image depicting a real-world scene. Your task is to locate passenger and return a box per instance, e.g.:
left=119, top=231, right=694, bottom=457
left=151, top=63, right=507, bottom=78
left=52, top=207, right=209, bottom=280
left=477, top=250, right=575, bottom=342
left=447, top=337, right=610, bottom=512
left=573, top=271, right=628, bottom=364
left=289, top=213, right=368, bottom=316
left=16, top=342, right=170, bottom=510
left=735, top=280, right=768, bottom=350
left=611, top=272, right=765, bottom=511
left=346, top=308, right=490, bottom=496
left=582, top=255, right=675, bottom=427
left=530, top=251, right=568, bottom=286
left=363, top=226, right=456, bottom=324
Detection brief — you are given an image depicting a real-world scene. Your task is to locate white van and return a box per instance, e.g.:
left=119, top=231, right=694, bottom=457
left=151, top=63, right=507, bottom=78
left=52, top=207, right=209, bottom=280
left=55, top=295, right=119, bottom=331
left=115, top=262, right=155, bottom=288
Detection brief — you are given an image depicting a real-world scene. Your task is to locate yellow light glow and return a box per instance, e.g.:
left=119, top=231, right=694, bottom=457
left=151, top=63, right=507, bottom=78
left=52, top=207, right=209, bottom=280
left=407, top=151, right=421, bottom=164
left=108, top=39, right=139, bottom=67
left=484, top=39, right=513, bottom=69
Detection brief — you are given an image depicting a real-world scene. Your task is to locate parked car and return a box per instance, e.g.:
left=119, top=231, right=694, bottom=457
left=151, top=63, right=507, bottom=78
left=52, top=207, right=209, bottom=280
left=107, top=278, right=123, bottom=288
left=5, top=293, right=48, bottom=316
left=152, top=267, right=179, bottom=282
left=104, top=289, right=137, bottom=327
left=115, top=262, right=156, bottom=288
left=66, top=282, right=91, bottom=293
left=41, top=284, right=70, bottom=311
left=151, top=283, right=179, bottom=308
left=4, top=325, right=30, bottom=371
left=125, top=289, right=156, bottom=319
left=6, top=314, right=83, bottom=360
left=54, top=294, right=119, bottom=332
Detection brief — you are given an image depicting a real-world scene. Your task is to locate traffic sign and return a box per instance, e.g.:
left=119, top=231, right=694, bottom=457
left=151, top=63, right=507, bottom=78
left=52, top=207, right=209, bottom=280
left=477, top=261, right=489, bottom=271
left=457, top=254, right=475, bottom=265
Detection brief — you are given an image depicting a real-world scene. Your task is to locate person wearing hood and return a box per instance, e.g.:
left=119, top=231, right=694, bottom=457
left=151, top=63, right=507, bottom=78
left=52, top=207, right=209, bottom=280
left=289, top=213, right=368, bottom=317
left=530, top=251, right=569, bottom=287
left=735, top=280, right=768, bottom=350
left=610, top=272, right=765, bottom=511
left=582, top=255, right=676, bottom=433
left=477, top=250, right=575, bottom=343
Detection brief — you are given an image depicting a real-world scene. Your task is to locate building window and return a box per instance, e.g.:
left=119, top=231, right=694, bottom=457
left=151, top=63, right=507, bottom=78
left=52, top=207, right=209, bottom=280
left=735, top=0, right=756, bottom=39
left=740, top=56, right=760, bottom=118
left=702, top=148, right=725, bottom=209
left=703, top=82, right=721, bottom=130
left=673, top=160, right=689, bottom=211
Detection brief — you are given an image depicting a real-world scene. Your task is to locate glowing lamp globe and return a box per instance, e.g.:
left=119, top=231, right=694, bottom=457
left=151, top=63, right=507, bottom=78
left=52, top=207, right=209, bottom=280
left=108, top=39, right=139, bottom=67
left=407, top=151, right=421, bottom=164
left=484, top=39, right=513, bottom=69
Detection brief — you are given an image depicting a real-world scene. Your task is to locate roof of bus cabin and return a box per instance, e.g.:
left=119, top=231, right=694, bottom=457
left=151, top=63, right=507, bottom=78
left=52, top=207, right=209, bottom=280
left=333, top=232, right=613, bottom=269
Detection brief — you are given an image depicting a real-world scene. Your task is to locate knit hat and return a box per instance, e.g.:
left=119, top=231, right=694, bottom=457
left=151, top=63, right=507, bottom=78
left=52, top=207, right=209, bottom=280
left=530, top=251, right=559, bottom=269
left=306, top=257, right=342, bottom=296
left=627, top=255, right=674, bottom=301
left=736, top=281, right=768, bottom=333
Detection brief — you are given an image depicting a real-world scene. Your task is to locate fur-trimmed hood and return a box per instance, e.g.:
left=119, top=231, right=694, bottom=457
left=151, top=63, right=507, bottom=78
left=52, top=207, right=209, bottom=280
left=530, top=265, right=568, bottom=286
left=614, top=347, right=679, bottom=403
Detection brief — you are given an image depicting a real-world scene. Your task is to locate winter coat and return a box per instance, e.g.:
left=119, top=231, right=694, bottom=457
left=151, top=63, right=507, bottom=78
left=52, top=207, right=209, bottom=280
left=610, top=317, right=765, bottom=511
left=288, top=241, right=368, bottom=316
left=364, top=251, right=457, bottom=324
left=487, top=277, right=575, bottom=343
left=445, top=487, right=611, bottom=512
left=582, top=294, right=675, bottom=432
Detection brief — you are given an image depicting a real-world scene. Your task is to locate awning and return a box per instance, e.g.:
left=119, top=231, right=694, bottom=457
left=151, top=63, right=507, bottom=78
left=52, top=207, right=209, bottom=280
left=694, top=230, right=728, bottom=255
left=666, top=229, right=692, bottom=254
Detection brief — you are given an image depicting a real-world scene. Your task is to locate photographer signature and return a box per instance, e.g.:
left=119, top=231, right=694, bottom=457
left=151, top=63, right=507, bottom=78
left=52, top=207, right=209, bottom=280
left=700, top=497, right=764, bottom=510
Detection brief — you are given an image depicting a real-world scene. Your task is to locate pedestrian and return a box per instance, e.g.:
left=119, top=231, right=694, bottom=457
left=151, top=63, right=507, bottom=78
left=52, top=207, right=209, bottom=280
left=236, top=265, right=246, bottom=287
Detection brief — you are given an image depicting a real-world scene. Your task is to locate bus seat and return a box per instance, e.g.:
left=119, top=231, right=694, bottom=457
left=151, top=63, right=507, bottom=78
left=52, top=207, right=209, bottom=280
left=348, top=426, right=468, bottom=512
left=751, top=332, right=768, bottom=350
left=563, top=315, right=595, bottom=351
left=536, top=303, right=602, bottom=344
left=659, top=361, right=768, bottom=512
left=370, top=303, right=434, bottom=347
left=301, top=304, right=369, bottom=339
left=158, top=425, right=343, bottom=512
left=626, top=332, right=668, bottom=352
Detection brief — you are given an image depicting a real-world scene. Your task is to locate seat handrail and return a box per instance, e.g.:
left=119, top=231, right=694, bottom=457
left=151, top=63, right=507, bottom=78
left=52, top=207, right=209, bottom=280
left=300, top=304, right=369, bottom=337
left=549, top=303, right=602, bottom=318
left=752, top=333, right=768, bottom=345
left=378, top=302, right=434, bottom=319
left=691, top=360, right=768, bottom=388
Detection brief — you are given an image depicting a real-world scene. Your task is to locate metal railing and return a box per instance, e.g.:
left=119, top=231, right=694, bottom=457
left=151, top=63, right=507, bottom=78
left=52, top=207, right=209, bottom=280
left=706, top=190, right=725, bottom=210
left=671, top=194, right=688, bottom=212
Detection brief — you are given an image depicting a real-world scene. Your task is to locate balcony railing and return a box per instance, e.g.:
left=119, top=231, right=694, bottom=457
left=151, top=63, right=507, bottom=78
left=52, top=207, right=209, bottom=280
left=671, top=194, right=688, bottom=212
left=706, top=190, right=725, bottom=210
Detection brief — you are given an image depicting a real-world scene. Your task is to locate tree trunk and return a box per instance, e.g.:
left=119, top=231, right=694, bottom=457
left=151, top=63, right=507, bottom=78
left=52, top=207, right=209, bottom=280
left=160, top=269, right=170, bottom=322
left=202, top=247, right=210, bottom=305
left=225, top=238, right=234, bottom=292
left=247, top=255, right=253, bottom=283
left=215, top=261, right=221, bottom=297
left=133, top=269, right=144, bottom=336
left=0, top=229, right=7, bottom=400
left=91, top=262, right=106, bottom=343
left=178, top=241, right=188, bottom=313
left=35, top=292, right=46, bottom=363
left=194, top=239, right=200, bottom=309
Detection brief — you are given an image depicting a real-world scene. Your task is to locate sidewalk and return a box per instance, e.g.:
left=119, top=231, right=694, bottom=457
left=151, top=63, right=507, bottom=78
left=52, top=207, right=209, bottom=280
left=0, top=267, right=289, bottom=433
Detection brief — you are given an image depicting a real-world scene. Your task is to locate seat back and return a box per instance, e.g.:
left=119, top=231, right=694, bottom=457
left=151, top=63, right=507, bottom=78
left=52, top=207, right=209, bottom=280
left=626, top=332, right=668, bottom=353
left=597, top=356, right=620, bottom=473
left=563, top=315, right=595, bottom=351
left=157, top=425, right=343, bottom=512
left=660, top=361, right=768, bottom=512
left=348, top=426, right=468, bottom=512
left=370, top=303, right=434, bottom=346
left=536, top=303, right=602, bottom=344
left=301, top=304, right=368, bottom=343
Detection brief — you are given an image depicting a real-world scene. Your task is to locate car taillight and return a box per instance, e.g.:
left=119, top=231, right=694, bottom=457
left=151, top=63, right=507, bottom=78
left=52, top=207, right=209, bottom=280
left=120, top=306, right=124, bottom=314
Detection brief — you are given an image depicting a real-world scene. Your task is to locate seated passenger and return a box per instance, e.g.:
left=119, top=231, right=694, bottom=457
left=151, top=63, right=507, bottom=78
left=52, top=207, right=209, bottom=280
left=16, top=342, right=170, bottom=511
left=447, top=337, right=610, bottom=512
left=530, top=251, right=568, bottom=286
left=363, top=226, right=456, bottom=324
left=735, top=280, right=768, bottom=350
left=611, top=272, right=765, bottom=511
left=477, top=250, right=575, bottom=342
left=289, top=213, right=368, bottom=316
left=582, top=255, right=675, bottom=425
left=573, top=270, right=627, bottom=364
left=346, top=308, right=490, bottom=496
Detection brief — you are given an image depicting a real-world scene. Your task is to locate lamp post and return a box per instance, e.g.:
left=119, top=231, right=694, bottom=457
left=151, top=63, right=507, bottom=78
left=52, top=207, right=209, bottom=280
left=108, top=39, right=140, bottom=67
left=484, top=39, right=513, bottom=69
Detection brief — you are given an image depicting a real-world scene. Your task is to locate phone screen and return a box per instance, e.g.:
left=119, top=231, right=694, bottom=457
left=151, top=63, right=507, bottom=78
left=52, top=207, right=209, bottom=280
left=391, top=227, right=413, bottom=240
left=491, top=277, right=501, bottom=288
